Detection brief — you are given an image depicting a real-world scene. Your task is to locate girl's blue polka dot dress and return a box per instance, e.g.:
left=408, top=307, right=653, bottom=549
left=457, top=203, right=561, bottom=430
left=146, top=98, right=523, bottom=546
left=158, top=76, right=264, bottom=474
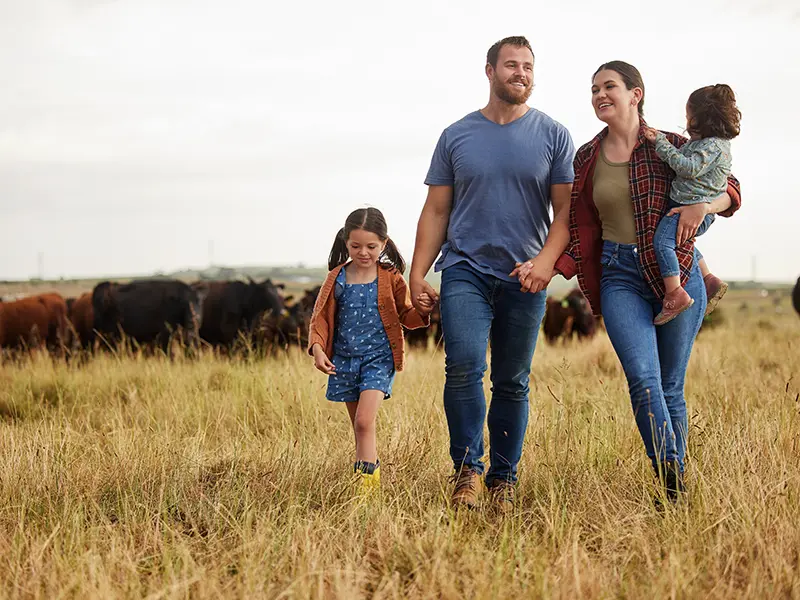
left=326, top=268, right=396, bottom=402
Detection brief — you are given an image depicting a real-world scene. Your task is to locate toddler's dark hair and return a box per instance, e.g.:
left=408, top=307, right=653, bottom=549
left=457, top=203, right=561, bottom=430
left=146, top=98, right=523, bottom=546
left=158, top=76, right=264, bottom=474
left=328, top=207, right=406, bottom=272
left=687, top=84, right=741, bottom=140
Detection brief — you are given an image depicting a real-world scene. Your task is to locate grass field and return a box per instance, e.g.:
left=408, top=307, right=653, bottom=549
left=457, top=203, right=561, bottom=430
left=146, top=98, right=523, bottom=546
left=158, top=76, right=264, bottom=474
left=0, top=288, right=798, bottom=598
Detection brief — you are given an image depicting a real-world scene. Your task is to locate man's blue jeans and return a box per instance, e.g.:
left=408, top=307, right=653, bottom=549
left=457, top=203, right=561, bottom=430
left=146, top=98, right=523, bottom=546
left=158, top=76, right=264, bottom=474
left=599, top=241, right=706, bottom=472
left=439, top=261, right=546, bottom=485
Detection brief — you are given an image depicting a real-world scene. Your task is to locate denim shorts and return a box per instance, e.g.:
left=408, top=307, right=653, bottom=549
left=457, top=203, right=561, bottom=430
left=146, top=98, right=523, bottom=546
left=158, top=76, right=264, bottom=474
left=326, top=350, right=395, bottom=402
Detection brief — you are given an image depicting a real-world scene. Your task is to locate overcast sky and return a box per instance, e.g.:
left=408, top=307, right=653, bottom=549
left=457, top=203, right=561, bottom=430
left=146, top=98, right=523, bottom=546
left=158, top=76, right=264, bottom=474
left=1, top=0, right=798, bottom=282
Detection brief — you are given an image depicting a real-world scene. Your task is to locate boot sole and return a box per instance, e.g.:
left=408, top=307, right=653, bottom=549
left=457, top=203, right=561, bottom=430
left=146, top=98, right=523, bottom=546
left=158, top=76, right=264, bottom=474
left=704, top=282, right=728, bottom=316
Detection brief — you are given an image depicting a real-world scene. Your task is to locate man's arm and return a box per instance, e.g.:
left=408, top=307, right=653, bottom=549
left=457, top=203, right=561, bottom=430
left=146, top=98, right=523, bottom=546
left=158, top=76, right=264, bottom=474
left=511, top=182, right=573, bottom=293
left=537, top=183, right=573, bottom=266
left=409, top=185, right=453, bottom=310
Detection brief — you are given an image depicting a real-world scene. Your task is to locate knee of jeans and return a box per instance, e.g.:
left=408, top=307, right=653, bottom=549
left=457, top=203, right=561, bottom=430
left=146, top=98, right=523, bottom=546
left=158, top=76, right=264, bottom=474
left=627, top=374, right=662, bottom=411
left=445, top=355, right=487, bottom=388
left=660, top=377, right=685, bottom=402
left=491, top=376, right=530, bottom=400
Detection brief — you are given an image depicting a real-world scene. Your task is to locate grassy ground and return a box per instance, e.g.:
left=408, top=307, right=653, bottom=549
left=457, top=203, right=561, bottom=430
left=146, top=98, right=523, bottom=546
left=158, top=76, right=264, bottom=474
left=0, top=293, right=798, bottom=598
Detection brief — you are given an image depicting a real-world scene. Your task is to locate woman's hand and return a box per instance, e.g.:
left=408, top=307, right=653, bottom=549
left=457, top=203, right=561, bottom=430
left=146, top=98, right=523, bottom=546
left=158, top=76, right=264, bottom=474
left=643, top=127, right=658, bottom=142
left=668, top=203, right=709, bottom=246
left=510, top=258, right=554, bottom=293
left=311, top=344, right=336, bottom=375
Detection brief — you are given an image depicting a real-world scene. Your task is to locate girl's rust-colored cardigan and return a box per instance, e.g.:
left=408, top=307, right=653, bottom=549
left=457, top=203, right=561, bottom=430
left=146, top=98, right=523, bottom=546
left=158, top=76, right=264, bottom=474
left=307, top=263, right=429, bottom=372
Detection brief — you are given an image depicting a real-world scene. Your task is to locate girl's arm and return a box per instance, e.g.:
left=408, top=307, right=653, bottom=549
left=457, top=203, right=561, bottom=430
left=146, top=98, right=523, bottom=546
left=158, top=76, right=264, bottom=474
left=393, top=274, right=430, bottom=330
left=653, top=132, right=720, bottom=179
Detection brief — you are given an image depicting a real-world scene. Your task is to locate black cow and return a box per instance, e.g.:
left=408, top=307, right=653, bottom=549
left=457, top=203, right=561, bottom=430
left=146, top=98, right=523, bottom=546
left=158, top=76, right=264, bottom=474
left=257, top=285, right=319, bottom=350
left=92, top=280, right=208, bottom=352
left=196, top=279, right=285, bottom=348
left=793, top=276, right=800, bottom=317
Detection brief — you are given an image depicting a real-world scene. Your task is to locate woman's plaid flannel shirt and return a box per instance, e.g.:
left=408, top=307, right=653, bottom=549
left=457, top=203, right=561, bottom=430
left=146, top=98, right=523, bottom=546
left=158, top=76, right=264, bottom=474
left=554, top=122, right=742, bottom=316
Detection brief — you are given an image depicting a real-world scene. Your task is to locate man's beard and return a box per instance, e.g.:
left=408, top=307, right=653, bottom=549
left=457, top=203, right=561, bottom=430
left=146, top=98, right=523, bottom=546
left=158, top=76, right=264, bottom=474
left=493, top=78, right=533, bottom=105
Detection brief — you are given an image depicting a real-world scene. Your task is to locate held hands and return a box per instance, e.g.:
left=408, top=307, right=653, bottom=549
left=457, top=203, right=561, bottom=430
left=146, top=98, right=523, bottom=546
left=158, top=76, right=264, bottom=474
left=643, top=127, right=659, bottom=142
left=311, top=344, right=336, bottom=375
left=417, top=292, right=436, bottom=311
left=510, top=257, right=554, bottom=293
left=668, top=203, right=710, bottom=246
left=410, top=277, right=438, bottom=316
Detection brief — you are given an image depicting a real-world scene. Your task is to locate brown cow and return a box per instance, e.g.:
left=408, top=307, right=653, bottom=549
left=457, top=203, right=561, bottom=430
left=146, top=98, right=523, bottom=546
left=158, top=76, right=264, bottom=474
left=0, top=293, right=68, bottom=351
left=543, top=288, right=598, bottom=344
left=37, top=293, right=68, bottom=351
left=39, top=293, right=69, bottom=349
left=565, top=288, right=598, bottom=340
left=67, top=292, right=95, bottom=350
left=543, top=297, right=574, bottom=344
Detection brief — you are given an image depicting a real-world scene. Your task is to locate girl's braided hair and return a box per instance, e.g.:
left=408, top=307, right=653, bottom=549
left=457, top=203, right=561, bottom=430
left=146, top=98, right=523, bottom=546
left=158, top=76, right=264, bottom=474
left=327, top=207, right=406, bottom=272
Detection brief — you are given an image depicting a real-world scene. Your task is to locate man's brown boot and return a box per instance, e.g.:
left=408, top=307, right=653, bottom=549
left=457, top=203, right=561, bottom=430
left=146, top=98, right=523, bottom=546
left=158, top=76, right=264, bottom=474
left=487, top=479, right=516, bottom=515
left=449, top=468, right=481, bottom=510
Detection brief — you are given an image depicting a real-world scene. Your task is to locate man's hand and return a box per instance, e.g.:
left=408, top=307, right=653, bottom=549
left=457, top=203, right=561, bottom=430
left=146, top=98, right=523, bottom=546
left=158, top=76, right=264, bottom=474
left=410, top=276, right=438, bottom=315
left=510, top=258, right=554, bottom=293
left=643, top=127, right=658, bottom=142
left=311, top=344, right=336, bottom=375
left=668, top=203, right=709, bottom=246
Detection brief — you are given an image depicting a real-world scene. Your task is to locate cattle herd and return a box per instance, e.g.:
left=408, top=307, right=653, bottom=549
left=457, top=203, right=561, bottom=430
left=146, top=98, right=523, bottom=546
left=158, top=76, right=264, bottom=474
left=0, top=278, right=319, bottom=356
left=1, top=276, right=798, bottom=358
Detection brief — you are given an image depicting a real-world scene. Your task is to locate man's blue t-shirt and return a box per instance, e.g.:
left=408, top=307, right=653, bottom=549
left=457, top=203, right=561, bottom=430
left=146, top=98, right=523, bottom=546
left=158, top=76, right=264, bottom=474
left=425, top=108, right=575, bottom=282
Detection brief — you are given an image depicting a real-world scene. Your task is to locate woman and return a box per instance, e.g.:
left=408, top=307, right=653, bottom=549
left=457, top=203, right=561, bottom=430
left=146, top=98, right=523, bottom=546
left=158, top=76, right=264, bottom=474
left=554, top=61, right=741, bottom=502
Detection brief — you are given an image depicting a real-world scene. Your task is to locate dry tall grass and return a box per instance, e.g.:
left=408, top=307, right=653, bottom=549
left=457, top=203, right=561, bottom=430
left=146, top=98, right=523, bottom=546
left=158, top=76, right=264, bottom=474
left=0, top=300, right=798, bottom=599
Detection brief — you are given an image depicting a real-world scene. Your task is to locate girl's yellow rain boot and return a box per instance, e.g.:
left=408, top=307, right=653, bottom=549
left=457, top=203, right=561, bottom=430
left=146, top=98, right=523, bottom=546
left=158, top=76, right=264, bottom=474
left=354, top=460, right=380, bottom=495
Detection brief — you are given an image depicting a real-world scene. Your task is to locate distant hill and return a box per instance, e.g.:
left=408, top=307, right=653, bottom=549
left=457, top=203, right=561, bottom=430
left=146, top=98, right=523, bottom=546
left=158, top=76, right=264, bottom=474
left=168, top=265, right=330, bottom=283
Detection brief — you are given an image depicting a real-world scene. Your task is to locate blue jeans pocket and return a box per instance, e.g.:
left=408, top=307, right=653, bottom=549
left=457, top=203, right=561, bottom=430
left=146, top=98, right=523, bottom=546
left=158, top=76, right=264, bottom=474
left=600, top=248, right=617, bottom=268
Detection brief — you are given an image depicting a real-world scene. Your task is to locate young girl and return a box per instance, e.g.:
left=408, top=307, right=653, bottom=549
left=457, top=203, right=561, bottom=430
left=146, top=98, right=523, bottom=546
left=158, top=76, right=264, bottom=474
left=307, top=207, right=430, bottom=492
left=644, top=83, right=741, bottom=325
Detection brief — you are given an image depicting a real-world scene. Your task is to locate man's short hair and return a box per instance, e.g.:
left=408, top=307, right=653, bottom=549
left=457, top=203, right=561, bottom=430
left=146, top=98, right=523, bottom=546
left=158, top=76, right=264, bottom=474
left=486, top=36, right=534, bottom=68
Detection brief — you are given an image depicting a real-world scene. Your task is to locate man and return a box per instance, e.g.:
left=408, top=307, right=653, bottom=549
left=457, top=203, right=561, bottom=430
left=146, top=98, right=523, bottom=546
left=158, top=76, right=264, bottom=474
left=409, top=36, right=575, bottom=512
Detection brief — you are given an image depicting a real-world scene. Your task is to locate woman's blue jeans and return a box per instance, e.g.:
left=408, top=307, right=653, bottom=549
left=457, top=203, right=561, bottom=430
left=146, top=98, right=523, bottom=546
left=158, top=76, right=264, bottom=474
left=600, top=241, right=705, bottom=472
left=439, top=261, right=546, bottom=485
